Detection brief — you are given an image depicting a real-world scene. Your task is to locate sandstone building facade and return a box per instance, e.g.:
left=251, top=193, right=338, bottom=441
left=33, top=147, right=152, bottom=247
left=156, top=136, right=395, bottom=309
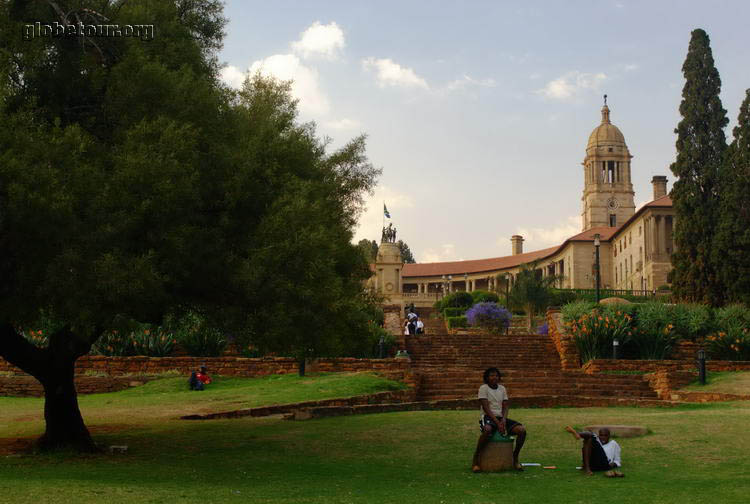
left=369, top=102, right=675, bottom=307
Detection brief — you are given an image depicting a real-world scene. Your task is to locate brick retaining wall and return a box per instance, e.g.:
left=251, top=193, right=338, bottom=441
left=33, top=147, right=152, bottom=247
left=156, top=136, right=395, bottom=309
left=0, top=375, right=155, bottom=397
left=0, top=356, right=416, bottom=397
left=546, top=309, right=580, bottom=369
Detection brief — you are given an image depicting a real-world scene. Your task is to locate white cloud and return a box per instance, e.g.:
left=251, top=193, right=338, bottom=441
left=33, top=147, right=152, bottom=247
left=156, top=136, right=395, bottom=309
left=220, top=65, right=246, bottom=89
left=446, top=74, right=496, bottom=92
left=353, top=185, right=415, bottom=244
left=248, top=54, right=330, bottom=116
left=624, top=63, right=639, bottom=72
left=362, top=57, right=429, bottom=90
left=324, top=118, right=362, bottom=130
left=536, top=71, right=607, bottom=101
left=509, top=215, right=581, bottom=251
left=421, top=244, right=462, bottom=263
left=291, top=21, right=345, bottom=60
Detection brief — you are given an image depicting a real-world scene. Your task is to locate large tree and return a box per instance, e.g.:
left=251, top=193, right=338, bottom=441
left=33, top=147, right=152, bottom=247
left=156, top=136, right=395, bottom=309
left=715, top=89, right=750, bottom=304
left=0, top=0, right=378, bottom=450
left=669, top=29, right=729, bottom=305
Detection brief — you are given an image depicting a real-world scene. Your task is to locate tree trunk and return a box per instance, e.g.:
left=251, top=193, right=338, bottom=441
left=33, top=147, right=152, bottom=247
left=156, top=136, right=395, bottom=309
left=39, top=356, right=96, bottom=452
left=0, top=323, right=97, bottom=452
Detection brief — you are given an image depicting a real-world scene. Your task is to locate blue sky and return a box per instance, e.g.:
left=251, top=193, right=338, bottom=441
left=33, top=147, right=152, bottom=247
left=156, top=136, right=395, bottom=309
left=218, top=1, right=750, bottom=263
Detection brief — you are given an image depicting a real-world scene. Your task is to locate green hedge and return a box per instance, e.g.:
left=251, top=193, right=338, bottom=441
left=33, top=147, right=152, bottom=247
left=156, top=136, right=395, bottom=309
left=446, top=316, right=468, bottom=329
left=471, top=290, right=500, bottom=304
left=443, top=307, right=467, bottom=317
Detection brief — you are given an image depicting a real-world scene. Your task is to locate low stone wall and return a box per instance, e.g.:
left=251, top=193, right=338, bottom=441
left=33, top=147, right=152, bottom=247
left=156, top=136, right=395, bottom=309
left=546, top=309, right=580, bottom=369
left=643, top=369, right=696, bottom=399
left=0, top=356, right=416, bottom=397
left=583, top=359, right=750, bottom=374
left=0, top=375, right=155, bottom=398
left=1, top=355, right=412, bottom=377
left=182, top=389, right=417, bottom=420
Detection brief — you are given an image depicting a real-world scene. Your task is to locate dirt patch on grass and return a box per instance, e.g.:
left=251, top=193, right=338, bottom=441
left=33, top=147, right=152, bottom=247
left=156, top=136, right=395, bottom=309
left=0, top=436, right=35, bottom=455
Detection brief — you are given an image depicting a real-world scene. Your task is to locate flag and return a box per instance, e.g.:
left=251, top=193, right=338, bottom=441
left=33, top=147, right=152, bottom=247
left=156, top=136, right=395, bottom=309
left=383, top=203, right=391, bottom=219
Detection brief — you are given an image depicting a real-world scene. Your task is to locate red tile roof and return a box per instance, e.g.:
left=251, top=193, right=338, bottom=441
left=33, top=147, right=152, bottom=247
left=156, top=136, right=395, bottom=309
left=402, top=226, right=618, bottom=278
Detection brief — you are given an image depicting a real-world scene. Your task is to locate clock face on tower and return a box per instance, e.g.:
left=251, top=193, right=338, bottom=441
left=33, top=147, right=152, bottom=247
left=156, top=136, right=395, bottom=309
left=607, top=198, right=619, bottom=211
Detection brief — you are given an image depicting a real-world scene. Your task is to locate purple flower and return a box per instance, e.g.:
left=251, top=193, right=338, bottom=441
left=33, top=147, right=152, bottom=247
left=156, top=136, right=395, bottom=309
left=465, top=302, right=512, bottom=331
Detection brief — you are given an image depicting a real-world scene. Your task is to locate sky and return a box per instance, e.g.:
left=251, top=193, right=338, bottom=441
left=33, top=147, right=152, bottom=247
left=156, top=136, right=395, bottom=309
left=218, top=0, right=750, bottom=263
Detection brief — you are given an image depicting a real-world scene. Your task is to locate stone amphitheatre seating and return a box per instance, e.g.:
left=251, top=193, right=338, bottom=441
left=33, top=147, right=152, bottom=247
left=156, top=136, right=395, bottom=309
left=406, top=307, right=661, bottom=404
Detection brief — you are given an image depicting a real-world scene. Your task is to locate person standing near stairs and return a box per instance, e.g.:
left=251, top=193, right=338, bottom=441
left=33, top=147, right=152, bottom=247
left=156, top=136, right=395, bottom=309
left=472, top=367, right=527, bottom=472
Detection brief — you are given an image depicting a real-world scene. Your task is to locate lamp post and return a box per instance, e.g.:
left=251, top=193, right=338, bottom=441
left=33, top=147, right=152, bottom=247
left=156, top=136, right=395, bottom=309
left=594, top=233, right=601, bottom=304
left=697, top=349, right=706, bottom=385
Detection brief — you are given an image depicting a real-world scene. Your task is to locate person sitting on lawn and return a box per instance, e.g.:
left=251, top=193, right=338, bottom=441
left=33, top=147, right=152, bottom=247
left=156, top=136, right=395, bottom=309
left=565, top=426, right=622, bottom=477
left=188, top=371, right=203, bottom=391
left=196, top=365, right=212, bottom=386
left=472, top=367, right=527, bottom=472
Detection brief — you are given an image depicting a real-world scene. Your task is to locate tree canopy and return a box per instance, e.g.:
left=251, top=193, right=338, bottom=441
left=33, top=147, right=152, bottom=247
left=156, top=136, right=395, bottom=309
left=0, top=0, right=379, bottom=450
left=715, top=89, right=750, bottom=305
left=669, top=29, right=728, bottom=305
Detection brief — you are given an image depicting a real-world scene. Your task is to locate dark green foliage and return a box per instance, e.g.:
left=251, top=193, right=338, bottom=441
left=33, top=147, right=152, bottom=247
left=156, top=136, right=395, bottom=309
left=671, top=304, right=714, bottom=341
left=707, top=305, right=750, bottom=360
left=630, top=303, right=679, bottom=359
left=471, top=290, right=500, bottom=304
left=509, top=262, right=562, bottom=329
left=715, top=89, right=750, bottom=305
left=396, top=240, right=416, bottom=264
left=446, top=316, right=468, bottom=329
left=435, top=292, right=474, bottom=312
left=669, top=29, right=729, bottom=305
left=357, top=239, right=379, bottom=263
left=443, top=307, right=467, bottom=318
left=92, top=322, right=176, bottom=357
left=561, top=300, right=598, bottom=324
left=0, top=0, right=381, bottom=447
left=170, top=312, right=226, bottom=357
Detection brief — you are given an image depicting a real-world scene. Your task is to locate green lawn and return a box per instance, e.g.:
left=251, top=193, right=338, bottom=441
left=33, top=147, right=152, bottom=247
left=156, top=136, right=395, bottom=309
left=682, top=371, right=750, bottom=395
left=2, top=374, right=750, bottom=503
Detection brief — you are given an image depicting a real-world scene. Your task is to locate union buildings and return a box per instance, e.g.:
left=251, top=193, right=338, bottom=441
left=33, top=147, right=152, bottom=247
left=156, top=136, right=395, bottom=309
left=369, top=102, right=676, bottom=307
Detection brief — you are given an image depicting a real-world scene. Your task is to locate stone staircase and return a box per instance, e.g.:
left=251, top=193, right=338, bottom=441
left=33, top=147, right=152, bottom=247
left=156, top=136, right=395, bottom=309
left=407, top=314, right=661, bottom=404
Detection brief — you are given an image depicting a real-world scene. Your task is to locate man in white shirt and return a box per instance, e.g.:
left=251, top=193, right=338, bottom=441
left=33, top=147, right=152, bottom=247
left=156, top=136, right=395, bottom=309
left=471, top=367, right=527, bottom=473
left=565, top=426, right=623, bottom=477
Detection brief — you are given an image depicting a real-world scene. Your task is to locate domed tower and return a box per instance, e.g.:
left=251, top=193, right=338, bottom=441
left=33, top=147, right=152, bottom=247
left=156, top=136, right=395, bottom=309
left=581, top=96, right=635, bottom=231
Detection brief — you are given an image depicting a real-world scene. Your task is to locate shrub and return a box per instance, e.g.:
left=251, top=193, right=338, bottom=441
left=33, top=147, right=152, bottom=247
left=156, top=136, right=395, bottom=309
left=471, top=290, right=500, bottom=304
left=130, top=326, right=176, bottom=357
left=437, top=292, right=474, bottom=311
left=465, top=303, right=512, bottom=332
left=172, top=311, right=227, bottom=357
left=561, top=300, right=597, bottom=324
left=631, top=302, right=679, bottom=359
left=92, top=329, right=134, bottom=356
left=91, top=322, right=176, bottom=357
left=443, top=307, right=467, bottom=318
left=446, top=316, right=468, bottom=329
left=548, top=289, right=579, bottom=307
left=671, top=303, right=714, bottom=341
left=567, top=309, right=633, bottom=363
left=707, top=304, right=750, bottom=360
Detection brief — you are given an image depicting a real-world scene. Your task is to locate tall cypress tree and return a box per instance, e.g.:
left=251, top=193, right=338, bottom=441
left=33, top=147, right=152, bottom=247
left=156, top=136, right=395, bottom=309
left=669, top=29, right=728, bottom=305
left=715, top=89, right=750, bottom=304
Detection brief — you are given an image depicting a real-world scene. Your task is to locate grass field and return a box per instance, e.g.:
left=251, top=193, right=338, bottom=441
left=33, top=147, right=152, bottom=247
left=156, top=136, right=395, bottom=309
left=2, top=374, right=750, bottom=503
left=682, top=371, right=750, bottom=395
